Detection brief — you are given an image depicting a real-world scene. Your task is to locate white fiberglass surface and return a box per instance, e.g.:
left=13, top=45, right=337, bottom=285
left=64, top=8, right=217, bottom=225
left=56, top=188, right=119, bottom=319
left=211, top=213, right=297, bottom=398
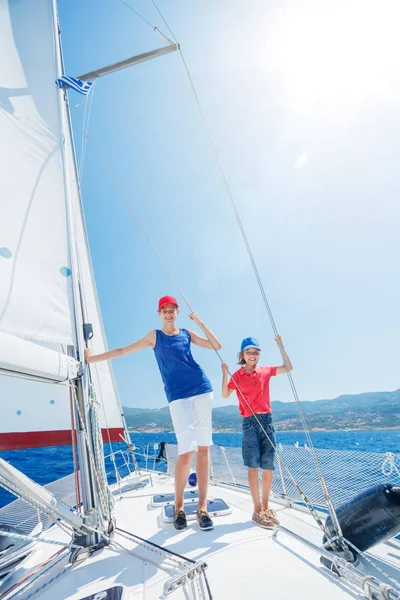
left=6, top=474, right=392, bottom=599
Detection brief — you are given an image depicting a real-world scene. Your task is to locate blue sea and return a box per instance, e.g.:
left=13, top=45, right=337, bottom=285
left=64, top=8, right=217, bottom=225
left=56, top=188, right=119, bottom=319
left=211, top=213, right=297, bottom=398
left=0, top=430, right=399, bottom=509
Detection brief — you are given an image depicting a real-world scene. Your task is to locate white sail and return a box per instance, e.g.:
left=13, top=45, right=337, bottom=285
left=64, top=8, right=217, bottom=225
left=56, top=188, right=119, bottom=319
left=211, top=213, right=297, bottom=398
left=0, top=332, right=79, bottom=381
left=0, top=0, right=125, bottom=449
left=0, top=0, right=74, bottom=344
left=0, top=365, right=123, bottom=450
left=60, top=77, right=128, bottom=450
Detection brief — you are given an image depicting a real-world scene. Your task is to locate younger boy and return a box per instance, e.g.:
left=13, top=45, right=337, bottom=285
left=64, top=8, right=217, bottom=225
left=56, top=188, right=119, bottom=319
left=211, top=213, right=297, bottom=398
left=221, top=335, right=292, bottom=528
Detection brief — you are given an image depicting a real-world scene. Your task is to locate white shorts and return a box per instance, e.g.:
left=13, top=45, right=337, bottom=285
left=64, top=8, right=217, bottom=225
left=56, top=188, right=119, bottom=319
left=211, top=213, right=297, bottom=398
left=169, top=392, right=213, bottom=456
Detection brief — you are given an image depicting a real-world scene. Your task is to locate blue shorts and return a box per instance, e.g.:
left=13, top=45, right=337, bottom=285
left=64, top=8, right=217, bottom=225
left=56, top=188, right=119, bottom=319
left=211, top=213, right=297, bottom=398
left=242, top=413, right=276, bottom=470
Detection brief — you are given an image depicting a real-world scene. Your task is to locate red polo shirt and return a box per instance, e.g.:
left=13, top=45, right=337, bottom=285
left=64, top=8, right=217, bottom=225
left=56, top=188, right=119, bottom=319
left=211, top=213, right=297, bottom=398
left=228, top=366, right=278, bottom=417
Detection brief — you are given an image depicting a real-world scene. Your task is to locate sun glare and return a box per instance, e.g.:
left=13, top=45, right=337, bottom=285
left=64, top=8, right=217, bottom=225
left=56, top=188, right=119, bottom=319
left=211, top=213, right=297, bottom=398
left=294, top=152, right=309, bottom=169
left=266, top=2, right=400, bottom=114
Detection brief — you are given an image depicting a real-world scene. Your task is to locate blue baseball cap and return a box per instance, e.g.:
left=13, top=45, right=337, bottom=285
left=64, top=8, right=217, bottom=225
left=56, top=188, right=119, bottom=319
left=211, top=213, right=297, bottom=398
left=241, top=337, right=261, bottom=351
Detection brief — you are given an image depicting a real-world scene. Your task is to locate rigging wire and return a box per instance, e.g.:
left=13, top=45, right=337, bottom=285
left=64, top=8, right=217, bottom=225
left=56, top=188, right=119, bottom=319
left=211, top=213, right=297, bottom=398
left=68, top=112, right=324, bottom=536
left=69, top=0, right=343, bottom=544
left=68, top=107, right=338, bottom=546
left=149, top=0, right=345, bottom=544
left=102, top=0, right=344, bottom=544
left=115, top=0, right=155, bottom=29
left=114, top=0, right=174, bottom=45
left=68, top=101, right=195, bottom=313
left=62, top=82, right=118, bottom=461
left=78, top=79, right=97, bottom=182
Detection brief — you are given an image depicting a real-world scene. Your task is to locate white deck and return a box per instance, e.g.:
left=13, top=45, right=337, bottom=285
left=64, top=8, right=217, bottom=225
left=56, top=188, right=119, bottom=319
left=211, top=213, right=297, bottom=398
left=2, top=472, right=399, bottom=599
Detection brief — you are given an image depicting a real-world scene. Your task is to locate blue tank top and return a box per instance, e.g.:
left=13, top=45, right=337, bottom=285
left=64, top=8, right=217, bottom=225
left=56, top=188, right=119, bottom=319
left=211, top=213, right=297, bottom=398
left=153, top=328, right=213, bottom=403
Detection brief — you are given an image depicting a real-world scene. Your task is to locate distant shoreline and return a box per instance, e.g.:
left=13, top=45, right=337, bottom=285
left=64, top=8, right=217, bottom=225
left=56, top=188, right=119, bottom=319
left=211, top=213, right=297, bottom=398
left=128, top=427, right=400, bottom=434
left=124, top=390, right=399, bottom=433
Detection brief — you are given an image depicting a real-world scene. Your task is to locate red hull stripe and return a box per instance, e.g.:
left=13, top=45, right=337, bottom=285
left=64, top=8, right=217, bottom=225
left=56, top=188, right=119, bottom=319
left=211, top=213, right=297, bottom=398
left=0, top=428, right=125, bottom=451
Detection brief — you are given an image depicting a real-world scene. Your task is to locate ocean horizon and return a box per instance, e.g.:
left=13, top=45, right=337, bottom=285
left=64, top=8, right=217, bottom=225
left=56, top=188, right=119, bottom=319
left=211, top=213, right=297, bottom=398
left=1, top=429, right=399, bottom=509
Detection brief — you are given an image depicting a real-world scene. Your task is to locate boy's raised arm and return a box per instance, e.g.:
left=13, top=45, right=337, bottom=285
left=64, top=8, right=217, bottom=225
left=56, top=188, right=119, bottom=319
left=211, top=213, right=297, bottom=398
left=221, top=362, right=234, bottom=398
left=85, top=331, right=156, bottom=364
left=188, top=312, right=222, bottom=350
left=275, top=335, right=293, bottom=374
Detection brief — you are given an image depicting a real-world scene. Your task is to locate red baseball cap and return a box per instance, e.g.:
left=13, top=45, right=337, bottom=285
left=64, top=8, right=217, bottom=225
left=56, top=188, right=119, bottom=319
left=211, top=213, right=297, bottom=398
left=158, top=295, right=179, bottom=311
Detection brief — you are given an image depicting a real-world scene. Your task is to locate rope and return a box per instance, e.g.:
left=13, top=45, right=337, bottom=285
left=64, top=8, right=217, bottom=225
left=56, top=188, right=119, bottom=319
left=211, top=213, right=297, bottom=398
left=0, top=529, right=80, bottom=550
left=74, top=244, right=117, bottom=466
left=65, top=3, right=343, bottom=543
left=61, top=84, right=118, bottom=464
left=382, top=452, right=400, bottom=478
left=23, top=562, right=71, bottom=600
left=218, top=390, right=340, bottom=546
left=67, top=83, right=339, bottom=545
left=115, top=526, right=194, bottom=565
left=68, top=101, right=194, bottom=313
left=78, top=79, right=97, bottom=182
left=343, top=537, right=400, bottom=591
left=77, top=83, right=89, bottom=180
left=149, top=0, right=346, bottom=544
left=88, top=384, right=115, bottom=521
left=85, top=351, right=118, bottom=481
left=71, top=381, right=115, bottom=525
left=69, top=383, right=82, bottom=514
left=0, top=548, right=68, bottom=600
left=0, top=522, right=202, bottom=600
left=114, top=528, right=210, bottom=599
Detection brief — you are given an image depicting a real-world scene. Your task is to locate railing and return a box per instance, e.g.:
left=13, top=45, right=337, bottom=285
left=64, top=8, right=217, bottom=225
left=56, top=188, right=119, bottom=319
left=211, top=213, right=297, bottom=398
left=2, top=441, right=397, bottom=554
left=165, top=443, right=400, bottom=511
left=103, top=445, right=170, bottom=489
left=104, top=449, right=135, bottom=483
left=0, top=445, right=167, bottom=542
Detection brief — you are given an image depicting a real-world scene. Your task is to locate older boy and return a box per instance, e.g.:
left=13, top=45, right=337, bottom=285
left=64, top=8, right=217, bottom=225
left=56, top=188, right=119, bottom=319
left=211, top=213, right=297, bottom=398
left=86, top=295, right=221, bottom=531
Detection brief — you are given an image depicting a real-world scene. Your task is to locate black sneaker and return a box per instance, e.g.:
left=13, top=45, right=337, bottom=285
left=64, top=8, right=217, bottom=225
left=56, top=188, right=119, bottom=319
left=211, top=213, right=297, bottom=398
left=196, top=509, right=214, bottom=531
left=173, top=509, right=187, bottom=531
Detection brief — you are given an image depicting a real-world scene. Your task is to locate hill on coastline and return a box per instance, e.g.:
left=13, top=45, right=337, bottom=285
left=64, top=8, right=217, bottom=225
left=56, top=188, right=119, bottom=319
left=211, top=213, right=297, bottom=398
left=123, top=389, right=400, bottom=432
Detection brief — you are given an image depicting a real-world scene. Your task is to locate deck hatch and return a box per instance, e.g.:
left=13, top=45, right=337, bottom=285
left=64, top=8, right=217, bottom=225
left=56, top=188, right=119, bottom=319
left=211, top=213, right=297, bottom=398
left=161, top=498, right=231, bottom=522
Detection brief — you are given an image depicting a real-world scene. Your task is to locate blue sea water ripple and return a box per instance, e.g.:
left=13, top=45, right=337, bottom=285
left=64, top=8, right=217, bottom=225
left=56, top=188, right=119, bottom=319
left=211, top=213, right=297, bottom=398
left=0, top=430, right=399, bottom=509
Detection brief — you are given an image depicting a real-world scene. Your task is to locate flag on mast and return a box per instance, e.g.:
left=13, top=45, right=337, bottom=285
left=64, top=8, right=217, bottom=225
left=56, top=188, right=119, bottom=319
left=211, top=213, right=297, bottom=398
left=56, top=75, right=93, bottom=95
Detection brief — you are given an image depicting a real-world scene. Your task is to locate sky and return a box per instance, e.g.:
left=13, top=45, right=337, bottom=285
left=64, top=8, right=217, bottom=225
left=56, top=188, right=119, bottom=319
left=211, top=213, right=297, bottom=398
left=57, top=0, right=400, bottom=409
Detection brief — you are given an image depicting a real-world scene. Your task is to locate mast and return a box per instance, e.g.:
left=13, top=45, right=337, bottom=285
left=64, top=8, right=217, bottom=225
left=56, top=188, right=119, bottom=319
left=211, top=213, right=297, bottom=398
left=52, top=0, right=106, bottom=545
left=51, top=0, right=180, bottom=547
